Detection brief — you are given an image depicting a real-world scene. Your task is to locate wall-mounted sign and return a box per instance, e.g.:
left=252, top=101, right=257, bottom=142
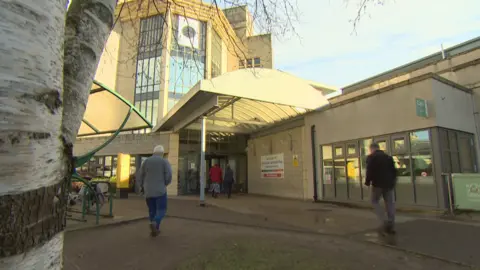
left=416, top=98, right=428, bottom=118
left=261, top=153, right=284, bottom=178
left=177, top=16, right=200, bottom=49
left=293, top=154, right=299, bottom=167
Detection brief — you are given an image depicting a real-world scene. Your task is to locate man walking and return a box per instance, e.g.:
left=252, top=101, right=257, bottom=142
left=365, top=143, right=397, bottom=235
left=138, top=145, right=172, bottom=237
left=209, top=163, right=222, bottom=198
left=223, top=164, right=235, bottom=199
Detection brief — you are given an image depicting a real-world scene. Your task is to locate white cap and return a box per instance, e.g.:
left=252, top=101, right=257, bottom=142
left=153, top=145, right=164, bottom=154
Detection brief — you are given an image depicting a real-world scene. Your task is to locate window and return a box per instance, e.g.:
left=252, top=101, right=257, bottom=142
left=320, top=129, right=439, bottom=206
left=239, top=60, right=245, bottom=69
left=246, top=59, right=253, bottom=68
left=211, top=30, right=222, bottom=78
left=391, top=135, right=414, bottom=204
left=440, top=128, right=476, bottom=173
left=346, top=142, right=361, bottom=200
left=321, top=145, right=335, bottom=199
left=393, top=138, right=406, bottom=153
left=168, top=15, right=206, bottom=110
left=254, top=57, right=261, bottom=67
left=134, top=14, right=165, bottom=132
left=410, top=130, right=435, bottom=206
left=347, top=144, right=357, bottom=155
left=334, top=146, right=343, bottom=157
left=360, top=139, right=372, bottom=201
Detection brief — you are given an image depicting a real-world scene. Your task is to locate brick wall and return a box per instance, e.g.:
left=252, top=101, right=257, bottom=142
left=247, top=126, right=307, bottom=199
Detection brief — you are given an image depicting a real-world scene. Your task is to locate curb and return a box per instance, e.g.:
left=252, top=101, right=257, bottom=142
left=65, top=216, right=147, bottom=233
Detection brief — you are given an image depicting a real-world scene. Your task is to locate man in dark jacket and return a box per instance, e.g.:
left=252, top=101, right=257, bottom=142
left=223, top=164, right=235, bottom=198
left=365, top=143, right=397, bottom=235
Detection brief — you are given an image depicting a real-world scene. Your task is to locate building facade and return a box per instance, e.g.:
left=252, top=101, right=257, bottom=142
left=245, top=37, right=480, bottom=208
left=75, top=1, right=480, bottom=210
left=74, top=0, right=336, bottom=196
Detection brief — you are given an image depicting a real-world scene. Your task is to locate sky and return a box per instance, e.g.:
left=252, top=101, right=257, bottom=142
left=269, top=0, right=480, bottom=88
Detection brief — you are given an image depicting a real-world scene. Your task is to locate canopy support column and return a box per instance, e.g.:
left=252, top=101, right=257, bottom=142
left=199, top=116, right=207, bottom=206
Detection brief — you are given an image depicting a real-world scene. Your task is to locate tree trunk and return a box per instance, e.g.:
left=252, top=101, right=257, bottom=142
left=0, top=0, right=68, bottom=269
left=0, top=0, right=116, bottom=268
left=63, top=0, right=116, bottom=146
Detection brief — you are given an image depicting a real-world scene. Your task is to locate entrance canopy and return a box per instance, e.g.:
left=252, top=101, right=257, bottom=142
left=154, top=69, right=329, bottom=134
left=78, top=80, right=152, bottom=137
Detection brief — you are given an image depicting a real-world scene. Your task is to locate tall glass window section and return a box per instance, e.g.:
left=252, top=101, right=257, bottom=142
left=168, top=15, right=206, bottom=111
left=211, top=30, right=222, bottom=78
left=134, top=14, right=164, bottom=133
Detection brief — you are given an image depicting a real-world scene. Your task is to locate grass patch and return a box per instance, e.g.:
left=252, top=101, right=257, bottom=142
left=176, top=238, right=345, bottom=270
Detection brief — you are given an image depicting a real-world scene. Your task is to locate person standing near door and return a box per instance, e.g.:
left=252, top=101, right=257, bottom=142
left=138, top=145, right=172, bottom=237
left=209, top=163, right=222, bottom=198
left=365, top=142, right=397, bottom=235
left=224, top=164, right=235, bottom=198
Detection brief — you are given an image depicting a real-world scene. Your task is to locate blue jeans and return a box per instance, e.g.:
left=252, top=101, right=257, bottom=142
left=146, top=194, right=167, bottom=230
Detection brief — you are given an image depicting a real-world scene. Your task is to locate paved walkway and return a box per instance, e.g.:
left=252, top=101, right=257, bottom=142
left=65, top=194, right=480, bottom=268
left=64, top=215, right=469, bottom=270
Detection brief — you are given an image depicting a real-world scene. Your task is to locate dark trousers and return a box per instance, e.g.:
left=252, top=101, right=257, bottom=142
left=146, top=194, right=167, bottom=230
left=224, top=182, right=233, bottom=198
left=371, top=187, right=395, bottom=229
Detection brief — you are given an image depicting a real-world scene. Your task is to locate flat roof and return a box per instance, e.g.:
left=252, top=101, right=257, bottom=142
left=154, top=68, right=329, bottom=134
left=78, top=80, right=152, bottom=137
left=343, top=36, right=480, bottom=94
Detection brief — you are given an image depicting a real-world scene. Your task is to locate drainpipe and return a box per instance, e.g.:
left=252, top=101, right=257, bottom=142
left=470, top=93, right=480, bottom=172
left=311, top=125, right=318, bottom=201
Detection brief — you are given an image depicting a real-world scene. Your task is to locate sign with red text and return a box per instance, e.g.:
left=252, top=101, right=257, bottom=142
left=261, top=153, right=284, bottom=178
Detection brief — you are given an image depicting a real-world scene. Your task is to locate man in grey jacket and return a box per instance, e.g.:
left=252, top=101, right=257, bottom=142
left=137, top=145, right=172, bottom=237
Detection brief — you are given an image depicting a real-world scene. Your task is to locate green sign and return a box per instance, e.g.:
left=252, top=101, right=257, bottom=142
left=416, top=98, right=428, bottom=118
left=451, top=174, right=480, bottom=211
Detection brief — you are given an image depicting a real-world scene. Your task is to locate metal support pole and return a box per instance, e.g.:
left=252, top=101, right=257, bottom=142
left=199, top=117, right=207, bottom=206
left=444, top=173, right=455, bottom=216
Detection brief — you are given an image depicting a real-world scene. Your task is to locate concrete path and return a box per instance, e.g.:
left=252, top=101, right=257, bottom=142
left=65, top=194, right=480, bottom=268
left=64, top=217, right=469, bottom=270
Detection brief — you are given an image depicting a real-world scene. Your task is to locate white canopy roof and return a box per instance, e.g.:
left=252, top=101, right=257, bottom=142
left=154, top=68, right=329, bottom=134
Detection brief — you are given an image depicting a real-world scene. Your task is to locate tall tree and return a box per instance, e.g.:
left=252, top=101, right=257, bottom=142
left=0, top=0, right=116, bottom=268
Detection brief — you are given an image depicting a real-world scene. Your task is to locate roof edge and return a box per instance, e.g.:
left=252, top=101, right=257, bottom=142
left=343, top=36, right=480, bottom=93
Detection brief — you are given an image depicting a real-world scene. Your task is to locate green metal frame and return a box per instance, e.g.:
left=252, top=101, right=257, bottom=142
left=69, top=80, right=153, bottom=225
left=78, top=80, right=152, bottom=137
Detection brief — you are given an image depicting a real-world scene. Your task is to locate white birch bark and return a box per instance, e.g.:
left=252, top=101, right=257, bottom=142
left=0, top=0, right=116, bottom=268
left=63, top=0, right=117, bottom=146
left=0, top=0, right=67, bottom=269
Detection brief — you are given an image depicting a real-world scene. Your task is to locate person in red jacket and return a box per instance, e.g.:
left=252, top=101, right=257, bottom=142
left=209, top=163, right=223, bottom=198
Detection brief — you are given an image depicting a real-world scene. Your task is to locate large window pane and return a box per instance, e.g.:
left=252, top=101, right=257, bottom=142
left=393, top=154, right=414, bottom=204
left=104, top=156, right=112, bottom=177
left=322, top=146, right=335, bottom=199
left=134, top=14, right=164, bottom=132
left=360, top=139, right=372, bottom=201
left=168, top=15, right=206, bottom=111
left=458, top=135, right=475, bottom=172
left=412, top=153, right=436, bottom=206
left=346, top=157, right=361, bottom=201
left=410, top=130, right=436, bottom=206
left=334, top=158, right=347, bottom=200
left=410, top=130, right=430, bottom=153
